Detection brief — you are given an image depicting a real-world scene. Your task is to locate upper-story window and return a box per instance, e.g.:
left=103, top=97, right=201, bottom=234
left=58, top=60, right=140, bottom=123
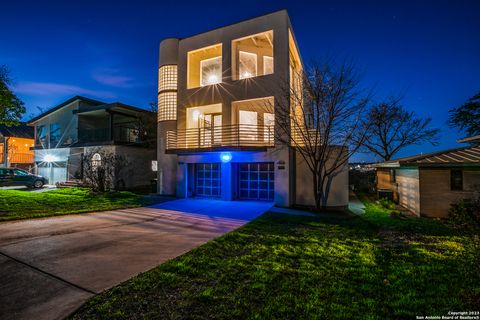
left=232, top=30, right=273, bottom=80
left=49, top=123, right=61, bottom=147
left=36, top=125, right=47, bottom=146
left=187, top=44, right=222, bottom=89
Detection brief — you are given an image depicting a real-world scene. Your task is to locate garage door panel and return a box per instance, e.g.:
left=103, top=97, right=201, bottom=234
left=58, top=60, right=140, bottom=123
left=238, top=162, right=274, bottom=201
left=195, top=163, right=221, bottom=198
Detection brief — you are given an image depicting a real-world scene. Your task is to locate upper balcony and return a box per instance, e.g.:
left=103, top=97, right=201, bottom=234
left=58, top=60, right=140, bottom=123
left=165, top=124, right=274, bottom=153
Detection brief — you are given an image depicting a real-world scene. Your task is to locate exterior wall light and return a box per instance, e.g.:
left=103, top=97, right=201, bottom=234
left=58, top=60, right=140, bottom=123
left=43, top=154, right=57, bottom=162
left=220, top=152, right=232, bottom=163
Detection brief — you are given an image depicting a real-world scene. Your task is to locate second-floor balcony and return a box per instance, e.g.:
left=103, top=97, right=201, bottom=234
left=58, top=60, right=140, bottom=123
left=78, top=126, right=142, bottom=145
left=166, top=124, right=274, bottom=153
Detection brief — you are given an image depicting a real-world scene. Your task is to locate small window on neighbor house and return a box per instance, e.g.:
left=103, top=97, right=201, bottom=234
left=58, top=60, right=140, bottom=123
left=390, top=169, right=396, bottom=183
left=451, top=169, right=463, bottom=191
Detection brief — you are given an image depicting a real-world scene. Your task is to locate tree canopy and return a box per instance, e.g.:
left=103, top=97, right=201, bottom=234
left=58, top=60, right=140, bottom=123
left=448, top=92, right=480, bottom=137
left=0, top=65, right=26, bottom=126
left=360, top=97, right=440, bottom=161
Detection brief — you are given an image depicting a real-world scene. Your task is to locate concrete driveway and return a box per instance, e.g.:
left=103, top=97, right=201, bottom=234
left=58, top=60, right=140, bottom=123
left=0, top=199, right=272, bottom=320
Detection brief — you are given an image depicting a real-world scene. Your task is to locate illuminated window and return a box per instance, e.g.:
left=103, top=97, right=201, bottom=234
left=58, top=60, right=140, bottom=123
left=158, top=65, right=177, bottom=122
left=187, top=44, right=222, bottom=89
left=200, top=56, right=222, bottom=86
left=264, top=113, right=274, bottom=143
left=158, top=92, right=177, bottom=122
left=158, top=65, right=177, bottom=91
left=239, top=51, right=257, bottom=79
left=263, top=56, right=274, bottom=75
left=36, top=125, right=47, bottom=146
left=49, top=123, right=61, bottom=147
left=232, top=31, right=273, bottom=80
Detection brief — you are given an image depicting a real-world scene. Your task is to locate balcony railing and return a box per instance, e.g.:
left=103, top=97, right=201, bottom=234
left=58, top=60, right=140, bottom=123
left=1, top=152, right=34, bottom=164
left=166, top=124, right=274, bottom=152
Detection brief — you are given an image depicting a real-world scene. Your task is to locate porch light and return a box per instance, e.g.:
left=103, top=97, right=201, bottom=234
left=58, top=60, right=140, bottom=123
left=220, top=152, right=232, bottom=163
left=43, top=154, right=57, bottom=162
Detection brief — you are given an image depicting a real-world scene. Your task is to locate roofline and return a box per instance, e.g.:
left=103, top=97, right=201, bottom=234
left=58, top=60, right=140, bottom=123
left=27, top=96, right=105, bottom=124
left=457, top=135, right=480, bottom=143
left=74, top=102, right=155, bottom=115
left=173, top=9, right=289, bottom=41
left=375, top=145, right=480, bottom=168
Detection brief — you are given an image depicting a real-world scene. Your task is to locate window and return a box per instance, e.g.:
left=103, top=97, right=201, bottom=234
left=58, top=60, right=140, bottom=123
left=92, top=153, right=102, bottom=169
left=36, top=125, right=47, bottom=146
left=50, top=123, right=61, bottom=147
left=390, top=169, right=396, bottom=183
left=13, top=169, right=28, bottom=176
left=263, top=56, right=274, bottom=75
left=158, top=65, right=178, bottom=122
left=239, top=51, right=257, bottom=79
left=200, top=57, right=222, bottom=86
left=158, top=65, right=177, bottom=91
left=239, top=110, right=258, bottom=141
left=187, top=44, right=222, bottom=89
left=451, top=169, right=463, bottom=191
left=232, top=30, right=273, bottom=80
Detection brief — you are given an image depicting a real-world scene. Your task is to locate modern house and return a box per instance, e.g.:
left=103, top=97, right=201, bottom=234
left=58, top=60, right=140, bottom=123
left=156, top=10, right=348, bottom=208
left=0, top=124, right=34, bottom=170
left=376, top=142, right=480, bottom=218
left=28, top=96, right=157, bottom=187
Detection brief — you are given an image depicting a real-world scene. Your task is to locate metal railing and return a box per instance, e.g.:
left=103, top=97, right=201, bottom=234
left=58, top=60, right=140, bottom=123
left=1, top=152, right=34, bottom=164
left=166, top=124, right=274, bottom=151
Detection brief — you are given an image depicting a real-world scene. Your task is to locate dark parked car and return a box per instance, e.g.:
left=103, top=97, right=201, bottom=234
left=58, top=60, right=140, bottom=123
left=0, top=168, right=48, bottom=188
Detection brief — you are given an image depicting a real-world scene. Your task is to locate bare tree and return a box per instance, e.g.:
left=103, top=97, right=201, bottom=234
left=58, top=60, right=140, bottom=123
left=81, top=149, right=130, bottom=192
left=360, top=97, right=440, bottom=161
left=274, top=60, right=371, bottom=210
left=132, top=101, right=157, bottom=148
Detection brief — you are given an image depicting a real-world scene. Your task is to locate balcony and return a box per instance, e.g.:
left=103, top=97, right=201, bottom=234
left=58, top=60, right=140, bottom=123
left=166, top=124, right=274, bottom=153
left=78, top=126, right=141, bottom=144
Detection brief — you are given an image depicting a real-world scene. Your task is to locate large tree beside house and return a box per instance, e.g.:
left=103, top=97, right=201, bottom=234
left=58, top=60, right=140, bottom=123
left=0, top=65, right=25, bottom=126
left=448, top=91, right=480, bottom=137
left=275, top=60, right=371, bottom=209
left=359, top=97, right=440, bottom=161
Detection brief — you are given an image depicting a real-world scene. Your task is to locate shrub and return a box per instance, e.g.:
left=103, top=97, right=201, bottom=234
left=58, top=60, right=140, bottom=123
left=448, top=198, right=480, bottom=227
left=377, top=197, right=396, bottom=210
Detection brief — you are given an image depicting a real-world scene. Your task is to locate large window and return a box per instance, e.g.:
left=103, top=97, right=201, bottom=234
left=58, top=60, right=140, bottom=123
left=49, top=123, right=61, bottom=147
left=36, top=125, right=47, bottom=146
left=187, top=44, right=222, bottom=89
left=232, top=30, right=273, bottom=80
left=158, top=65, right=178, bottom=122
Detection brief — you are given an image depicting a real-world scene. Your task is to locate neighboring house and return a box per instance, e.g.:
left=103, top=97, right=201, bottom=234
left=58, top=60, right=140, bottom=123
left=156, top=10, right=348, bottom=208
left=376, top=143, right=480, bottom=218
left=0, top=124, right=34, bottom=170
left=28, top=96, right=157, bottom=187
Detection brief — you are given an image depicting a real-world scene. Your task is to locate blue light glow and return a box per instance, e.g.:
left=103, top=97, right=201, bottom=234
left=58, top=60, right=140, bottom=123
left=220, top=152, right=232, bottom=163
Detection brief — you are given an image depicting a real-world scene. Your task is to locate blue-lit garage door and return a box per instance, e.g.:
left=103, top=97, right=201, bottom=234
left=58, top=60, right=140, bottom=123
left=195, top=163, right=221, bottom=197
left=238, top=162, right=274, bottom=201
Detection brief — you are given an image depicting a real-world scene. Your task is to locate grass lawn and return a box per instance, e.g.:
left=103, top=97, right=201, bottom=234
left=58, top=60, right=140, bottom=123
left=72, top=197, right=480, bottom=319
left=0, top=188, right=152, bottom=222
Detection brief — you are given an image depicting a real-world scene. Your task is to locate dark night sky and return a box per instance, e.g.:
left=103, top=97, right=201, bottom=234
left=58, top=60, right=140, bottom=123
left=1, top=0, right=479, bottom=161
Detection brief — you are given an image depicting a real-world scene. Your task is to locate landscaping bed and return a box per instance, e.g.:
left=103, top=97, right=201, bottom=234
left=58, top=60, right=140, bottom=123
left=71, top=197, right=480, bottom=319
left=0, top=188, right=152, bottom=222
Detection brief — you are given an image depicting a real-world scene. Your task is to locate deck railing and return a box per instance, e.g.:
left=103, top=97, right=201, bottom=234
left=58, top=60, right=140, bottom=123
left=166, top=124, right=274, bottom=151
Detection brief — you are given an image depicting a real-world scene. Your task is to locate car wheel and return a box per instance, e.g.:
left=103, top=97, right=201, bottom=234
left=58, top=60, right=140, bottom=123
left=33, top=180, right=44, bottom=189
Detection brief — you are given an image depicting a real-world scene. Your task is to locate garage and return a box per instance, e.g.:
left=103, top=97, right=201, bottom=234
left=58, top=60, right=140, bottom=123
left=37, top=162, right=67, bottom=185
left=195, top=163, right=221, bottom=197
left=238, top=162, right=274, bottom=201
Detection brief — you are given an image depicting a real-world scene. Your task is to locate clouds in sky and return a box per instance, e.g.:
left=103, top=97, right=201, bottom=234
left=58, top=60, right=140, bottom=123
left=92, top=69, right=135, bottom=88
left=13, top=81, right=116, bottom=99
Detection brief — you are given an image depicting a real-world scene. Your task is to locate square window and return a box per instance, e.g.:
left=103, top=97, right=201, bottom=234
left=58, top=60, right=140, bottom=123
left=188, top=44, right=222, bottom=89
left=200, top=56, right=222, bottom=86
left=232, top=31, right=273, bottom=80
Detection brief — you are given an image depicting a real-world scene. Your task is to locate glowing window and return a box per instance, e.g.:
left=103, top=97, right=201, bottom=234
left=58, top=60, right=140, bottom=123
left=158, top=65, right=177, bottom=91
left=187, top=44, right=222, bottom=89
left=239, top=51, right=257, bottom=79
left=158, top=92, right=177, bottom=122
left=200, top=56, right=222, bottom=86
left=263, top=56, right=274, bottom=75
left=232, top=30, right=273, bottom=80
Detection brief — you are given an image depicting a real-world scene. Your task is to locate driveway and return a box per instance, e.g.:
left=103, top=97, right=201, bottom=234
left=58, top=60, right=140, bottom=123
left=0, top=199, right=272, bottom=320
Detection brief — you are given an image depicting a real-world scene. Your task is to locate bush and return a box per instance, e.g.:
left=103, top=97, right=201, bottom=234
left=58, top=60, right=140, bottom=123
left=377, top=197, right=396, bottom=210
left=448, top=198, right=480, bottom=227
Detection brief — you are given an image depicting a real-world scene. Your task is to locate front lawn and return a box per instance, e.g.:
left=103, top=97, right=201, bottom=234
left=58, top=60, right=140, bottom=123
left=0, top=188, right=151, bottom=222
left=71, top=198, right=480, bottom=319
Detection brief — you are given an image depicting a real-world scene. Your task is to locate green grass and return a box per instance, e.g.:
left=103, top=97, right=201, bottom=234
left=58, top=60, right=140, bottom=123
left=0, top=188, right=151, bottom=222
left=71, top=197, right=480, bottom=320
